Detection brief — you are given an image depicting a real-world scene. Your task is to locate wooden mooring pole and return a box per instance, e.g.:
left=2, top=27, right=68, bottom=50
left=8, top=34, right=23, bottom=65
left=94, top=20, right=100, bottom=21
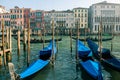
left=17, top=30, right=20, bottom=56
left=0, top=53, right=2, bottom=66
left=9, top=28, right=12, bottom=61
left=6, top=28, right=11, bottom=61
left=98, top=26, right=100, bottom=46
left=111, top=26, right=114, bottom=52
left=70, top=27, right=72, bottom=53
left=75, top=20, right=79, bottom=78
left=76, top=20, right=79, bottom=63
left=43, top=24, right=45, bottom=49
left=2, top=19, right=6, bottom=68
left=84, top=27, right=86, bottom=45
left=51, top=19, right=55, bottom=66
left=6, top=28, right=9, bottom=48
left=23, top=29, right=27, bottom=52
left=99, top=21, right=102, bottom=61
left=56, top=27, right=59, bottom=53
left=27, top=19, right=30, bottom=67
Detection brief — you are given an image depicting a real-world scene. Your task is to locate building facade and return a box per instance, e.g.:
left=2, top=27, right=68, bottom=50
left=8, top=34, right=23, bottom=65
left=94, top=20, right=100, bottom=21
left=0, top=13, right=11, bottom=29
left=10, top=6, right=31, bottom=29
left=73, top=7, right=88, bottom=29
left=0, top=5, right=9, bottom=29
left=44, top=10, right=75, bottom=34
left=89, top=1, right=120, bottom=33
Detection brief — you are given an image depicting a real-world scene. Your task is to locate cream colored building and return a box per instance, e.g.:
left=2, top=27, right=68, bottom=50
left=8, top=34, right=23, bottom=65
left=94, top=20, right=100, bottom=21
left=73, top=7, right=88, bottom=29
left=89, top=1, right=120, bottom=33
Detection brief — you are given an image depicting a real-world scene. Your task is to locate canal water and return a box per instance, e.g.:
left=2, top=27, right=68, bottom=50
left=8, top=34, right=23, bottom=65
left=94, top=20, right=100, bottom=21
left=0, top=36, right=120, bottom=80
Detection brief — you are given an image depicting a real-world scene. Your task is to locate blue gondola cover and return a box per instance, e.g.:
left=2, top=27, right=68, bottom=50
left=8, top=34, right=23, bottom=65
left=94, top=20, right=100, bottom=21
left=20, top=59, right=49, bottom=79
left=77, top=40, right=92, bottom=59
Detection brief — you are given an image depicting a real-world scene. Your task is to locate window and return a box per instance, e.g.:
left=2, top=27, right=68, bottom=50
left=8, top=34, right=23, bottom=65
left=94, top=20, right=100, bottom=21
left=85, top=14, right=87, bottom=17
left=11, top=10, right=12, bottom=13
left=20, top=15, right=22, bottom=18
left=78, top=14, right=80, bottom=17
left=17, top=10, right=19, bottom=13
left=20, top=10, right=22, bottom=13
left=95, top=25, right=97, bottom=31
left=116, top=25, right=118, bottom=31
left=81, top=24, right=83, bottom=27
left=81, top=14, right=83, bottom=17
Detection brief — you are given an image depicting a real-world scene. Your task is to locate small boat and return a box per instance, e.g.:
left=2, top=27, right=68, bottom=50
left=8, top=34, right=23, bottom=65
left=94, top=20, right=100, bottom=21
left=87, top=39, right=120, bottom=71
left=8, top=40, right=57, bottom=79
left=39, top=40, right=57, bottom=60
left=77, top=40, right=103, bottom=80
left=73, top=37, right=113, bottom=42
left=30, top=38, right=62, bottom=43
left=19, top=40, right=57, bottom=79
left=20, top=59, right=49, bottom=79
left=14, top=37, right=62, bottom=43
left=80, top=60, right=103, bottom=80
left=77, top=40, right=92, bottom=61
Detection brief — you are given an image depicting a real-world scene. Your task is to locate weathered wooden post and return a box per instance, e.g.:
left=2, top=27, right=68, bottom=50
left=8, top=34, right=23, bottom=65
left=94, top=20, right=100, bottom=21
left=84, top=27, right=86, bottom=45
left=76, top=20, right=79, bottom=63
left=70, top=27, right=72, bottom=53
left=8, top=63, right=17, bottom=80
left=75, top=20, right=79, bottom=78
left=51, top=19, right=55, bottom=66
left=42, top=24, right=45, bottom=49
left=9, top=28, right=12, bottom=60
left=6, top=28, right=11, bottom=62
left=23, top=29, right=26, bottom=52
left=0, top=53, right=2, bottom=66
left=99, top=21, right=102, bottom=61
left=17, top=30, right=20, bottom=56
left=98, top=26, right=100, bottom=46
left=111, top=25, right=114, bottom=52
left=56, top=27, right=58, bottom=53
left=27, top=19, right=30, bottom=67
left=2, top=19, right=6, bottom=67
left=6, top=28, right=9, bottom=48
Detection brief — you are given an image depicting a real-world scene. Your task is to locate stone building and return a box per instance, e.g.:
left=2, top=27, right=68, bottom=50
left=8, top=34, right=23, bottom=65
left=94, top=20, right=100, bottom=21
left=73, top=7, right=88, bottom=29
left=44, top=10, right=75, bottom=35
left=89, top=1, right=120, bottom=33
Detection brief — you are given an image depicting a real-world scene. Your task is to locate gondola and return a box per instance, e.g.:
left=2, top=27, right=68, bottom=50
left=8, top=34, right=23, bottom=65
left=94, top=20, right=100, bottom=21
left=39, top=40, right=57, bottom=60
left=14, top=37, right=62, bottom=43
left=77, top=40, right=103, bottom=80
left=87, top=39, right=120, bottom=71
left=9, top=40, right=57, bottom=79
left=73, top=37, right=113, bottom=42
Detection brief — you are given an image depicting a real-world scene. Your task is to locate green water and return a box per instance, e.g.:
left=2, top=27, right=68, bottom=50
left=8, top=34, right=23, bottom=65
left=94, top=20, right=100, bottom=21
left=0, top=36, right=120, bottom=80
